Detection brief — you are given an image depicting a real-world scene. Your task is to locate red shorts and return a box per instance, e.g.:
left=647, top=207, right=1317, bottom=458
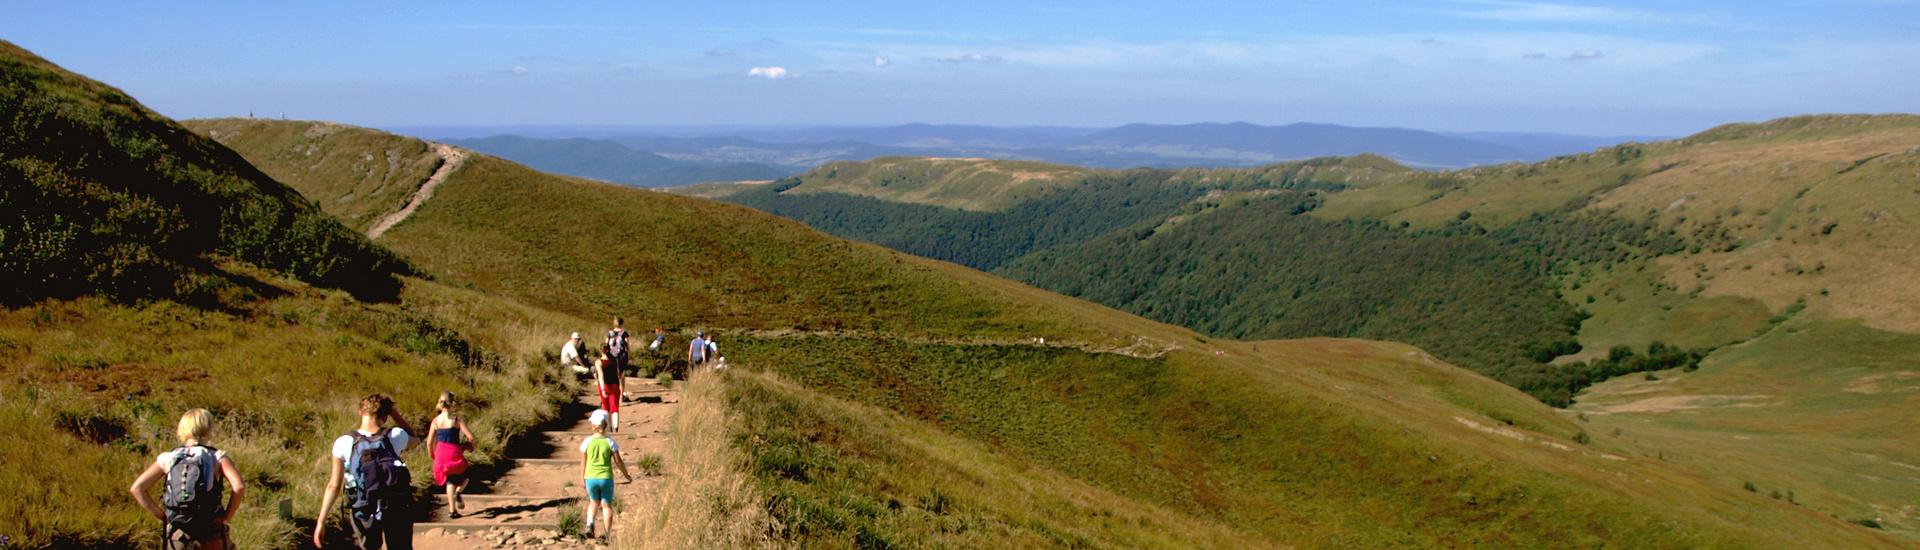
left=599, top=384, right=620, bottom=413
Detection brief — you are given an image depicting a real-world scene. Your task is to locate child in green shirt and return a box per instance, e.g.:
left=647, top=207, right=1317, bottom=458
left=580, top=409, right=632, bottom=538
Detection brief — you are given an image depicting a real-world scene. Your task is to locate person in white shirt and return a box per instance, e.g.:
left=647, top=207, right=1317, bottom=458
left=129, top=408, right=246, bottom=550
left=314, top=394, right=420, bottom=550
left=560, top=332, right=589, bottom=377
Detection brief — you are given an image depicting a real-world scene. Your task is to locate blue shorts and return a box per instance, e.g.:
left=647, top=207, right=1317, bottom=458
left=585, top=478, right=615, bottom=502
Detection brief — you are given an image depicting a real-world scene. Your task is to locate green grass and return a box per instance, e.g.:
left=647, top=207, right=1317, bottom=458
left=0, top=41, right=407, bottom=305
left=1573, top=319, right=1920, bottom=538
left=724, top=335, right=1896, bottom=547
left=790, top=156, right=1100, bottom=212
left=636, top=453, right=664, bottom=477
left=0, top=42, right=587, bottom=547
left=196, top=119, right=1908, bottom=546
left=185, top=118, right=443, bottom=233
left=0, top=272, right=573, bottom=548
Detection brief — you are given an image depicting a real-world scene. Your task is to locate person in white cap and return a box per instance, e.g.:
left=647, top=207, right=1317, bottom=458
left=560, top=332, right=589, bottom=377
left=579, top=409, right=631, bottom=539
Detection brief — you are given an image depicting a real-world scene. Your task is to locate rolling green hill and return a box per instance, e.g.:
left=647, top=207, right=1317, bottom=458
left=708, top=117, right=1920, bottom=538
left=0, top=41, right=578, bottom=548
left=198, top=116, right=1904, bottom=546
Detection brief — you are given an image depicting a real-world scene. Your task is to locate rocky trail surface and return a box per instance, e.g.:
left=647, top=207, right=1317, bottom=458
left=413, top=375, right=677, bottom=549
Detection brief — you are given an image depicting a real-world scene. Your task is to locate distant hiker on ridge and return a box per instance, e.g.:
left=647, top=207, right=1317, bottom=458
left=688, top=331, right=709, bottom=370
left=596, top=344, right=623, bottom=432
left=428, top=392, right=476, bottom=519
left=129, top=408, right=246, bottom=550
left=606, top=317, right=631, bottom=377
left=560, top=331, right=589, bottom=378
left=579, top=409, right=633, bottom=539
left=314, top=394, right=420, bottom=550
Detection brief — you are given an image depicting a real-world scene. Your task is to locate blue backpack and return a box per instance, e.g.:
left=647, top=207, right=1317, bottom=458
left=162, top=446, right=224, bottom=540
left=345, top=431, right=412, bottom=514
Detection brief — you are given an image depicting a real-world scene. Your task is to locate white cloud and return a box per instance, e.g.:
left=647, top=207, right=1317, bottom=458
left=511, top=66, right=529, bottom=75
left=873, top=56, right=891, bottom=67
left=747, top=66, right=790, bottom=79
left=932, top=53, right=1003, bottom=64
left=1566, top=50, right=1604, bottom=61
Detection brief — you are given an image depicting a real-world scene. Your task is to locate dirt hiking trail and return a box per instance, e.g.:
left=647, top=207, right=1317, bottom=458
left=413, top=374, right=677, bottom=549
left=368, top=143, right=466, bottom=240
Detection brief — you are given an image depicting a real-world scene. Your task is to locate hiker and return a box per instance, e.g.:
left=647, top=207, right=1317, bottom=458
left=704, top=333, right=720, bottom=364
left=579, top=409, right=633, bottom=539
left=688, top=331, right=709, bottom=369
left=129, top=408, right=246, bottom=550
left=429, top=392, right=476, bottom=519
left=560, top=332, right=590, bottom=378
left=606, top=317, right=631, bottom=377
left=647, top=327, right=667, bottom=374
left=596, top=344, right=623, bottom=432
left=314, top=394, right=420, bottom=550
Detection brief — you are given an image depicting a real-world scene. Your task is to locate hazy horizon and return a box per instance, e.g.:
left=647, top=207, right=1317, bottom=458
left=6, top=1, right=1916, bottom=136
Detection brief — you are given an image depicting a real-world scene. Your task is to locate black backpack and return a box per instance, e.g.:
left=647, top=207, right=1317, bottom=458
left=345, top=430, right=412, bottom=513
left=162, top=446, right=224, bottom=540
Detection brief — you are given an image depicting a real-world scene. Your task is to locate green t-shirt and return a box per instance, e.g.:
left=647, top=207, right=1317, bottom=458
left=580, top=434, right=617, bottom=479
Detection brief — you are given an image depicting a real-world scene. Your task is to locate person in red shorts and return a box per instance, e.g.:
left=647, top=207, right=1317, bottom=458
left=594, top=344, right=622, bottom=432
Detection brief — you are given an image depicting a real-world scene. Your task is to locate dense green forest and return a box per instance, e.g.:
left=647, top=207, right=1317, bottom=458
left=726, top=166, right=1357, bottom=271
left=727, top=166, right=1697, bottom=405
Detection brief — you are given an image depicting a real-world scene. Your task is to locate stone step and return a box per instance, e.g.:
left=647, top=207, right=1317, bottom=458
left=430, top=494, right=576, bottom=504
left=538, top=430, right=646, bottom=439
left=413, top=521, right=561, bottom=535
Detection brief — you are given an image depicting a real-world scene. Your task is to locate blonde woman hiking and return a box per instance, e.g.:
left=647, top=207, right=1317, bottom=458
left=428, top=392, right=476, bottom=519
left=579, top=409, right=633, bottom=539
left=129, top=408, right=247, bottom=550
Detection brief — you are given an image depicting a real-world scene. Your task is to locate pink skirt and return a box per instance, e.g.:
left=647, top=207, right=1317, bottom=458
left=433, top=441, right=469, bottom=485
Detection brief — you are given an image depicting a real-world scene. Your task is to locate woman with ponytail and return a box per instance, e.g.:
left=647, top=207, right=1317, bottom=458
left=428, top=392, right=475, bottom=518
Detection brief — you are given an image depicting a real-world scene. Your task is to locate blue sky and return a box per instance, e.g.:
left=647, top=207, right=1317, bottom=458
left=4, top=1, right=1917, bottom=134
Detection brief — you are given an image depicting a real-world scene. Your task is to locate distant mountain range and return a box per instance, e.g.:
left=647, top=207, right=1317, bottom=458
left=444, top=135, right=789, bottom=187
left=398, top=122, right=1669, bottom=187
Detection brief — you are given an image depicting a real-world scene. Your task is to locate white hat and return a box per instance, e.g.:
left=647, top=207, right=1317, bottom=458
left=571, top=332, right=581, bottom=340
left=589, top=409, right=609, bottom=427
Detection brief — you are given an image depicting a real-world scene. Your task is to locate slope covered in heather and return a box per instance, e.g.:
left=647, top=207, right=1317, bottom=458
left=200, top=118, right=1902, bottom=547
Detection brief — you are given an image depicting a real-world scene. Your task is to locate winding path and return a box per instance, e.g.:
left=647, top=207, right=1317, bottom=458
left=368, top=143, right=466, bottom=240
left=412, top=375, right=678, bottom=548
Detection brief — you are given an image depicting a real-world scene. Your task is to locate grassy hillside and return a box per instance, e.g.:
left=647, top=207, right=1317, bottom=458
left=714, top=115, right=1920, bottom=537
left=0, top=42, right=577, bottom=548
left=725, top=155, right=1405, bottom=271
left=785, top=156, right=1099, bottom=212
left=200, top=120, right=1906, bottom=546
left=0, top=41, right=407, bottom=303
left=184, top=118, right=444, bottom=233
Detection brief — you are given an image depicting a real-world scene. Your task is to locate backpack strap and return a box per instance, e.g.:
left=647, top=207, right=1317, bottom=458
left=344, top=431, right=371, bottom=487
left=195, top=445, right=221, bottom=495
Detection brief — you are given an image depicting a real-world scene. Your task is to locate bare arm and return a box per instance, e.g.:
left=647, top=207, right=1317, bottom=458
left=458, top=419, right=476, bottom=445
left=313, top=457, right=344, bottom=549
left=613, top=447, right=632, bottom=482
left=217, top=457, right=246, bottom=524
left=390, top=407, right=420, bottom=452
left=129, top=463, right=166, bottom=522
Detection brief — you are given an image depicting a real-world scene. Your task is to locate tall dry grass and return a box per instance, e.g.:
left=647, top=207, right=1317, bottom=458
left=614, top=372, right=779, bottom=549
